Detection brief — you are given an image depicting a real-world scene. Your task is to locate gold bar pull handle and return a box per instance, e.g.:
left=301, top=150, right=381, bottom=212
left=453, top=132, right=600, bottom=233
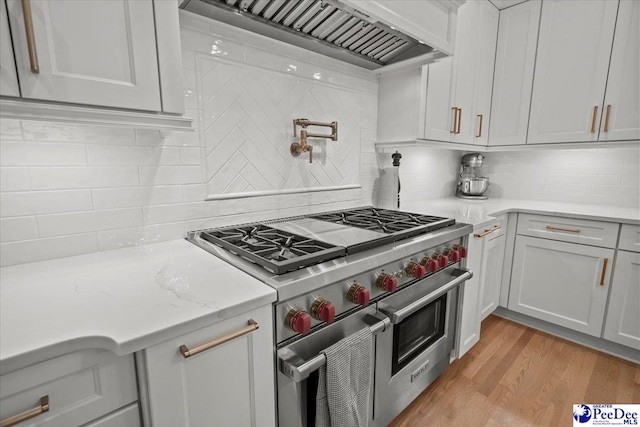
left=474, top=225, right=501, bottom=238
left=590, top=106, right=598, bottom=133
left=456, top=108, right=462, bottom=134
left=180, top=320, right=259, bottom=359
left=604, top=104, right=611, bottom=132
left=450, top=107, right=458, bottom=133
left=600, top=258, right=609, bottom=286
left=476, top=114, right=483, bottom=138
left=1, top=396, right=49, bottom=427
left=546, top=225, right=581, bottom=234
left=21, top=0, right=39, bottom=73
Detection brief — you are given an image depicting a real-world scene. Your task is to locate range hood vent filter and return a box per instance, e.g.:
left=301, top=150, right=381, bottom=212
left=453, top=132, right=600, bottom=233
left=181, top=0, right=443, bottom=70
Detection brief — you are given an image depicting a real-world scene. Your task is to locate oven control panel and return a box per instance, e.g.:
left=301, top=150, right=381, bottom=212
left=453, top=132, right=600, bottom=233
left=276, top=239, right=467, bottom=344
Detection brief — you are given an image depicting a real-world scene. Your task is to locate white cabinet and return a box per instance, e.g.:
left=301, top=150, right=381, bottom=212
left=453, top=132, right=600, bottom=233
left=489, top=0, right=541, bottom=146
left=479, top=224, right=506, bottom=320
left=603, top=250, right=640, bottom=350
left=598, top=0, right=640, bottom=142
left=0, top=0, right=19, bottom=97
left=527, top=0, right=618, bottom=144
left=457, top=229, right=483, bottom=358
left=508, top=235, right=614, bottom=336
left=0, top=350, right=138, bottom=427
left=343, top=1, right=462, bottom=56
left=2, top=0, right=184, bottom=114
left=142, top=305, right=276, bottom=427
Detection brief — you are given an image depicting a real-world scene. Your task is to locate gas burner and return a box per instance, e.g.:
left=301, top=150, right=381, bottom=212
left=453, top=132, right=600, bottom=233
left=309, top=207, right=455, bottom=237
left=200, top=224, right=346, bottom=274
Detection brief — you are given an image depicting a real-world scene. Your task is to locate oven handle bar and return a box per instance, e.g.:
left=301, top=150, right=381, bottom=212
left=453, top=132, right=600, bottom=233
left=379, top=268, right=472, bottom=324
left=279, top=316, right=391, bottom=382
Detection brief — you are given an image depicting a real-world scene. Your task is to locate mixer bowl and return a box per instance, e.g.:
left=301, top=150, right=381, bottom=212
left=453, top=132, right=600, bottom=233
left=460, top=177, right=489, bottom=196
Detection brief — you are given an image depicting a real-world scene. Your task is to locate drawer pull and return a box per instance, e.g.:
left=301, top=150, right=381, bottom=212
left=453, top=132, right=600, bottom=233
left=1, top=395, right=49, bottom=427
left=545, top=225, right=581, bottom=234
left=179, top=320, right=259, bottom=359
left=21, top=0, right=39, bottom=73
left=600, top=258, right=609, bottom=287
left=474, top=225, right=501, bottom=238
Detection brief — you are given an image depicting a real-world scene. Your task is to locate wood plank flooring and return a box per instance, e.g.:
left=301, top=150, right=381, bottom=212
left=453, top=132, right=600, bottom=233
left=389, top=315, right=640, bottom=427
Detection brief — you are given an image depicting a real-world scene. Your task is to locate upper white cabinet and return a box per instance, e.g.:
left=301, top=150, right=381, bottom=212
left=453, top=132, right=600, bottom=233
left=344, top=1, right=463, bottom=56
left=603, top=250, right=640, bottom=350
left=489, top=0, right=541, bottom=146
left=0, top=0, right=19, bottom=97
left=527, top=0, right=618, bottom=144
left=142, top=305, right=276, bottom=427
left=2, top=0, right=184, bottom=114
left=598, top=0, right=640, bottom=142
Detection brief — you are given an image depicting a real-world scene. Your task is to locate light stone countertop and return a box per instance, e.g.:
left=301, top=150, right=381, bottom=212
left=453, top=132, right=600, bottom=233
left=403, top=198, right=640, bottom=231
left=0, top=239, right=276, bottom=374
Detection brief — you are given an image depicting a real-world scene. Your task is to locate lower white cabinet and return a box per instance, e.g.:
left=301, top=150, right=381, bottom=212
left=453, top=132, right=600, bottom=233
left=603, top=250, right=640, bottom=350
left=0, top=350, right=138, bottom=427
left=142, top=304, right=276, bottom=427
left=508, top=235, right=614, bottom=336
left=479, top=225, right=506, bottom=320
left=457, top=229, right=484, bottom=358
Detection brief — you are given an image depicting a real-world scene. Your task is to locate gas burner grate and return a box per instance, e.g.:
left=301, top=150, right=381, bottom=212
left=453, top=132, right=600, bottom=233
left=309, top=207, right=455, bottom=238
left=200, top=224, right=346, bottom=274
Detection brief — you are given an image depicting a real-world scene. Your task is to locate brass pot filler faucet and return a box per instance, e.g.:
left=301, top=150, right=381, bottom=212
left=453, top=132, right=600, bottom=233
left=291, top=118, right=338, bottom=163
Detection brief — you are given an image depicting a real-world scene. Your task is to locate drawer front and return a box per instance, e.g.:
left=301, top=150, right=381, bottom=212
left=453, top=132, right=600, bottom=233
left=83, top=404, right=141, bottom=427
left=517, top=213, right=619, bottom=248
left=619, top=224, right=640, bottom=253
left=0, top=350, right=137, bottom=427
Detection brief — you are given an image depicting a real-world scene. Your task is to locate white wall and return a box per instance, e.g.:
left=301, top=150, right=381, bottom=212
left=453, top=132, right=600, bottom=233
left=0, top=12, right=380, bottom=267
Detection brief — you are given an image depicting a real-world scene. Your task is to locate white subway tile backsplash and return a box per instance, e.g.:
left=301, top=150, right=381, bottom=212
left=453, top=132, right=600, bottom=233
left=29, top=167, right=139, bottom=190
left=0, top=119, right=22, bottom=138
left=97, top=222, right=186, bottom=251
left=0, top=142, right=87, bottom=166
left=0, top=233, right=98, bottom=267
left=92, top=186, right=183, bottom=209
left=21, top=122, right=135, bottom=144
left=87, top=145, right=180, bottom=166
left=0, top=190, right=93, bottom=217
left=0, top=217, right=38, bottom=243
left=0, top=168, right=30, bottom=192
left=37, top=208, right=144, bottom=237
left=139, top=165, right=202, bottom=185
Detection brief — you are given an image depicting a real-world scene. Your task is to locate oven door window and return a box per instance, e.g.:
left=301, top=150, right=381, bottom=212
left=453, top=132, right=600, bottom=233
left=392, top=294, right=447, bottom=376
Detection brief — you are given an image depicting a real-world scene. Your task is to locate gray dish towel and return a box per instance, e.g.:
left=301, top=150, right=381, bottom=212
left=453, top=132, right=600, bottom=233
left=315, top=327, right=373, bottom=427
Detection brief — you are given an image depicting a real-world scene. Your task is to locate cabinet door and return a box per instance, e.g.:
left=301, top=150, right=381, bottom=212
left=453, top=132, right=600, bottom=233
left=508, top=236, right=614, bottom=336
left=599, top=0, right=640, bottom=142
left=527, top=0, right=618, bottom=144
left=457, top=232, right=483, bottom=358
left=472, top=1, right=498, bottom=146
left=6, top=0, right=161, bottom=111
left=603, top=251, right=640, bottom=350
left=489, top=0, right=541, bottom=146
left=480, top=230, right=506, bottom=320
left=143, top=305, right=275, bottom=427
left=423, top=57, right=455, bottom=142
left=0, top=0, right=19, bottom=97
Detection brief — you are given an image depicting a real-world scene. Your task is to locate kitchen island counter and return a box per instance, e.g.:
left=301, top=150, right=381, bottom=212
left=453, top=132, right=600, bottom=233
left=0, top=239, right=276, bottom=374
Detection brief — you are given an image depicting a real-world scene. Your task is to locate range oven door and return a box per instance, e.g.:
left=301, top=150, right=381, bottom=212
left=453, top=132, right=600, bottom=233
left=276, top=306, right=390, bottom=427
left=373, top=268, right=472, bottom=427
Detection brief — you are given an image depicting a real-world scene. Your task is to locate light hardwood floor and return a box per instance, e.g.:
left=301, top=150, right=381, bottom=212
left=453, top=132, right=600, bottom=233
left=389, top=315, right=640, bottom=427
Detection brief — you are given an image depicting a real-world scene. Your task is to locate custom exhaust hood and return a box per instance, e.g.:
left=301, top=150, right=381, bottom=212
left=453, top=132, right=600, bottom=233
left=180, top=0, right=449, bottom=70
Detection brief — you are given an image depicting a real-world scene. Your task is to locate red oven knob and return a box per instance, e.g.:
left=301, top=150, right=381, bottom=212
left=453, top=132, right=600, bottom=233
left=285, top=308, right=311, bottom=335
left=311, top=298, right=335, bottom=324
left=438, top=254, right=449, bottom=268
left=422, top=257, right=439, bottom=273
left=449, top=249, right=460, bottom=262
left=376, top=273, right=398, bottom=293
left=454, top=244, right=468, bottom=258
left=405, top=262, right=426, bottom=279
left=347, top=284, right=370, bottom=306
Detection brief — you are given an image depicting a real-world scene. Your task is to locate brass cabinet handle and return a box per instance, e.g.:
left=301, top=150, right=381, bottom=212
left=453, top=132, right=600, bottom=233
left=600, top=258, right=609, bottom=286
left=179, top=320, right=259, bottom=359
left=21, top=0, right=39, bottom=73
left=545, top=225, right=581, bottom=233
left=450, top=107, right=458, bottom=133
left=590, top=106, right=598, bottom=133
left=604, top=104, right=611, bottom=132
left=476, top=114, right=483, bottom=138
left=474, top=225, right=501, bottom=238
left=1, top=396, right=49, bottom=427
left=456, top=108, right=462, bottom=134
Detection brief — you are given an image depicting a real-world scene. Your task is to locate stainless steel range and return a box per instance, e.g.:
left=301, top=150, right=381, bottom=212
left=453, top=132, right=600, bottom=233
left=188, top=207, right=473, bottom=427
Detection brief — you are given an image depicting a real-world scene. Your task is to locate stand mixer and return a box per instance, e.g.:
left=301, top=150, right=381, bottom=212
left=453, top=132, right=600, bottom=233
left=456, top=153, right=489, bottom=200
